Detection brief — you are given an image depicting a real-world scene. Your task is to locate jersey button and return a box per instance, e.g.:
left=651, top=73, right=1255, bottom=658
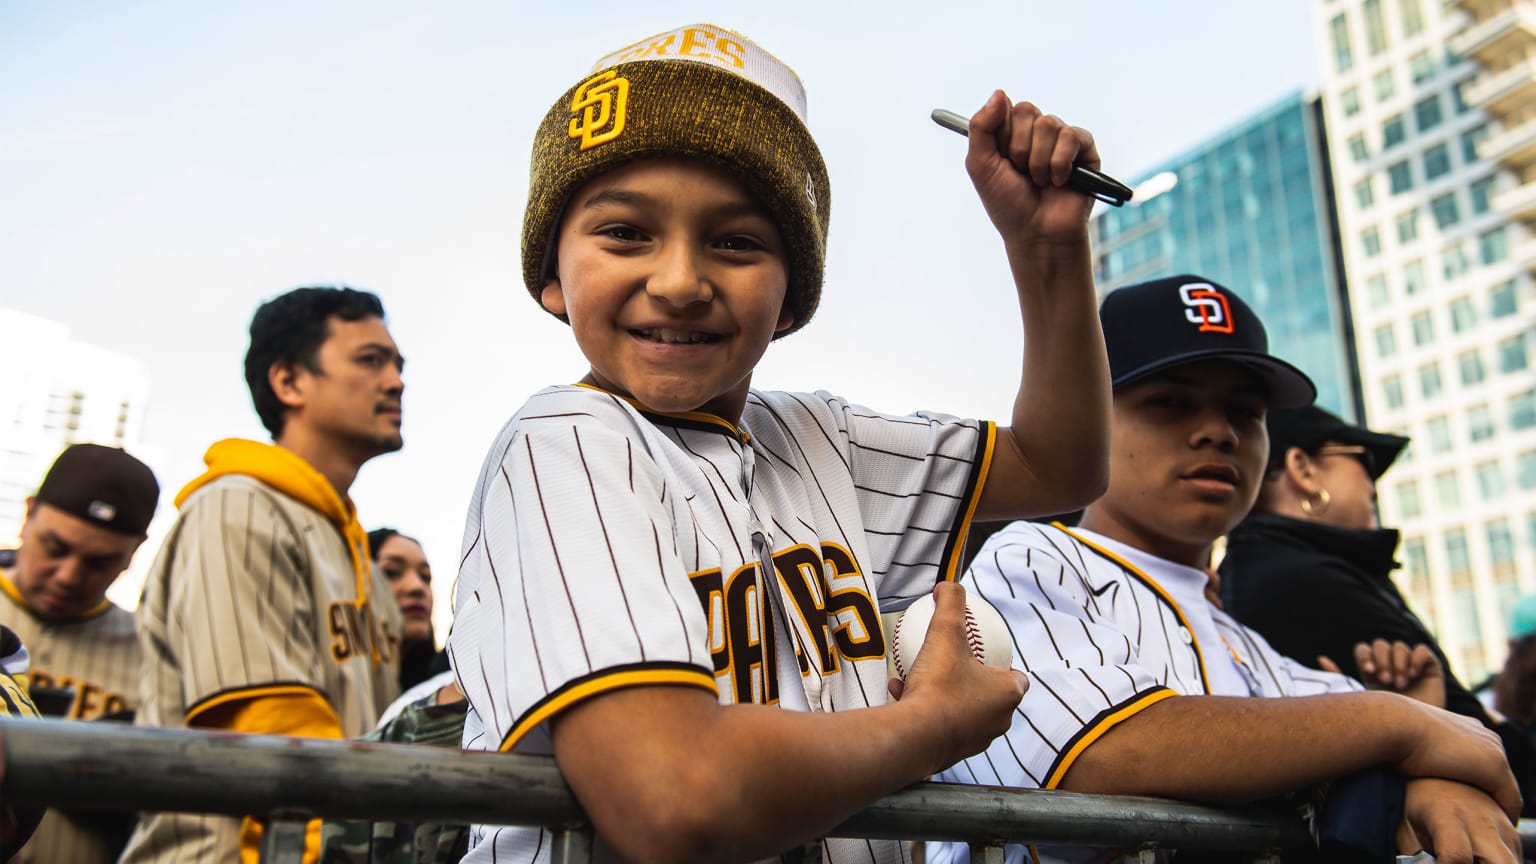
left=1178, top=627, right=1193, bottom=645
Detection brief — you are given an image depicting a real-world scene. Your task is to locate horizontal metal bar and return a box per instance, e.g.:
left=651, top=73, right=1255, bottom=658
left=4, top=718, right=1531, bottom=852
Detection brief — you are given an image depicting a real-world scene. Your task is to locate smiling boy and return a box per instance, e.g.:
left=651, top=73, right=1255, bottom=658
left=931, top=275, right=1520, bottom=864
left=449, top=23, right=1112, bottom=864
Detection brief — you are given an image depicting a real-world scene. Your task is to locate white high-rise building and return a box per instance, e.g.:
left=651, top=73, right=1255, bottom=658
left=1316, top=0, right=1536, bottom=681
left=0, top=308, right=161, bottom=545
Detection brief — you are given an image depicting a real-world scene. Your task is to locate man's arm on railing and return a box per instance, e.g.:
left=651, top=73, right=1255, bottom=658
left=550, top=583, right=1027, bottom=864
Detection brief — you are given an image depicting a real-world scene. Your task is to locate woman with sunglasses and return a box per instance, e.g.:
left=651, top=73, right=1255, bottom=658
left=1220, top=404, right=1536, bottom=814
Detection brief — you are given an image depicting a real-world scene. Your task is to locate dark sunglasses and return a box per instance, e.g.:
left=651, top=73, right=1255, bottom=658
left=1314, top=443, right=1377, bottom=477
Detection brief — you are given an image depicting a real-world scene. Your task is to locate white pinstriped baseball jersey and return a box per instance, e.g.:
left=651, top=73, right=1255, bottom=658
left=0, top=569, right=141, bottom=864
left=450, top=384, right=996, bottom=864
left=121, top=472, right=402, bottom=864
left=929, top=522, right=1360, bottom=864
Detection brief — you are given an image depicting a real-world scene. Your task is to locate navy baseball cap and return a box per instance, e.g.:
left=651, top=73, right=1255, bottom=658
left=1099, top=275, right=1316, bottom=409
left=1266, top=405, right=1408, bottom=480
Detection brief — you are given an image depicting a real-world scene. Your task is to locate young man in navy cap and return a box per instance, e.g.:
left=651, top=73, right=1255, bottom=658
left=0, top=442, right=159, bottom=864
left=930, top=276, right=1520, bottom=864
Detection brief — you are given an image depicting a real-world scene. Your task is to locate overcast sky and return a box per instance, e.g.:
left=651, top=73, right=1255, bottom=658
left=0, top=1, right=1325, bottom=634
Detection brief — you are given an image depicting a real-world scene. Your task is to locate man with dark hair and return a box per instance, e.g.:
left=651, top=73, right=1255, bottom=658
left=121, top=285, right=406, bottom=864
left=0, top=443, right=159, bottom=864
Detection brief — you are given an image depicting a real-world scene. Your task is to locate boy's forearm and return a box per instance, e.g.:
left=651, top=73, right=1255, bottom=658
left=552, top=686, right=995, bottom=864
left=1059, top=690, right=1511, bottom=808
left=989, top=237, right=1110, bottom=516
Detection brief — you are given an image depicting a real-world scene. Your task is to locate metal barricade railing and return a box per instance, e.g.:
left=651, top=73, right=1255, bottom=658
left=1, top=717, right=1532, bottom=862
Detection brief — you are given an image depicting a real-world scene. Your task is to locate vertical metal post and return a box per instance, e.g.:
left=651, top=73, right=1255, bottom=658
left=970, top=842, right=1007, bottom=863
left=549, top=824, right=596, bottom=864
left=257, top=819, right=311, bottom=862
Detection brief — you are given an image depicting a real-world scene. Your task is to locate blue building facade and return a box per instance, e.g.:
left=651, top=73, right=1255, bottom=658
left=1092, top=93, right=1361, bottom=418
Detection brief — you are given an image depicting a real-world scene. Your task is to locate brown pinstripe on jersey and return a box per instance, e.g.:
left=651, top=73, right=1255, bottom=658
left=451, top=385, right=995, bottom=863
left=0, top=570, right=141, bottom=864
left=119, top=474, right=402, bottom=864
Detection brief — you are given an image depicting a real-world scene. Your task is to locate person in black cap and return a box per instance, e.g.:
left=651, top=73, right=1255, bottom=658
left=0, top=442, right=159, bottom=864
left=929, top=275, right=1520, bottom=864
left=1221, top=405, right=1536, bottom=815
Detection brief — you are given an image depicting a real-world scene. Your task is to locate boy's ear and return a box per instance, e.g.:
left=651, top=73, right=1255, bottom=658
left=541, top=280, right=567, bottom=317
left=775, top=302, right=795, bottom=333
left=269, top=361, right=306, bottom=410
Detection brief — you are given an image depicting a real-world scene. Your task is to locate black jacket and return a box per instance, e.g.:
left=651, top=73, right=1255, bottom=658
left=1221, top=512, right=1536, bottom=815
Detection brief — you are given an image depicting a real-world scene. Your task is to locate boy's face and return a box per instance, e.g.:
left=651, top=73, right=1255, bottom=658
left=1081, top=360, right=1270, bottom=567
left=541, top=157, right=793, bottom=422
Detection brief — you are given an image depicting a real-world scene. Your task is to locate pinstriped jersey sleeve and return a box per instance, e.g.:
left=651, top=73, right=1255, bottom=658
left=157, top=482, right=327, bottom=718
left=751, top=391, right=993, bottom=609
left=450, top=390, right=716, bottom=754
left=938, top=523, right=1175, bottom=792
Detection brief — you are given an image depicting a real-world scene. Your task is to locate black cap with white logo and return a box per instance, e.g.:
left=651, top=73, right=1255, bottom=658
left=34, top=444, right=160, bottom=536
left=1099, top=274, right=1317, bottom=409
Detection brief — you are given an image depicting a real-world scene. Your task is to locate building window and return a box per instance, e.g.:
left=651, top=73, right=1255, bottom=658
left=1518, top=450, right=1536, bottom=489
left=1479, top=226, right=1509, bottom=265
left=1409, top=49, right=1436, bottom=83
left=1376, top=323, right=1399, bottom=358
left=1403, top=538, right=1429, bottom=580
left=1430, top=192, right=1460, bottom=229
left=1404, top=259, right=1427, bottom=295
left=1362, top=226, right=1383, bottom=258
left=1470, top=174, right=1496, bottom=215
left=1394, top=209, right=1419, bottom=245
left=1488, top=519, right=1516, bottom=563
left=1355, top=179, right=1376, bottom=209
left=1384, top=373, right=1405, bottom=409
left=1462, top=125, right=1488, bottom=164
left=1512, top=390, right=1536, bottom=431
left=1500, top=333, right=1529, bottom=373
left=1364, top=0, right=1390, bottom=54
left=1436, top=471, right=1462, bottom=508
left=1397, top=479, right=1422, bottom=518
left=1459, top=349, right=1487, bottom=386
left=1477, top=460, right=1507, bottom=499
left=1388, top=160, right=1414, bottom=194
left=1442, top=243, right=1472, bottom=280
left=1490, top=280, right=1518, bottom=318
left=1414, top=95, right=1443, bottom=131
left=1342, top=86, right=1362, bottom=117
left=1419, top=362, right=1443, bottom=399
left=1445, top=527, right=1471, bottom=571
left=1348, top=133, right=1370, bottom=163
left=1373, top=68, right=1396, bottom=102
left=1384, top=113, right=1407, bottom=149
left=1450, top=296, right=1478, bottom=333
left=1428, top=415, right=1453, bottom=452
left=1422, top=143, right=1451, bottom=180
left=1400, top=0, right=1424, bottom=35
left=1368, top=274, right=1392, bottom=307
left=1331, top=13, right=1355, bottom=73
left=1470, top=403, right=1496, bottom=442
left=1411, top=310, right=1435, bottom=346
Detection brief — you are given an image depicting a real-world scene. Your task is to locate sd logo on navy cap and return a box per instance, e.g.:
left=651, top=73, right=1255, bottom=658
left=1099, top=274, right=1316, bottom=409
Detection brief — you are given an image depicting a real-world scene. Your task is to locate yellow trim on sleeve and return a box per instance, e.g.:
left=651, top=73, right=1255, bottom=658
left=0, top=672, right=40, bottom=718
left=1044, top=687, right=1178, bottom=790
left=500, top=666, right=718, bottom=753
left=1053, top=523, right=1212, bottom=694
left=942, top=421, right=997, bottom=582
left=185, top=683, right=334, bottom=729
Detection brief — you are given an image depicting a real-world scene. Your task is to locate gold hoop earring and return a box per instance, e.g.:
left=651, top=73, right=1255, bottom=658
left=1301, top=487, right=1331, bottom=516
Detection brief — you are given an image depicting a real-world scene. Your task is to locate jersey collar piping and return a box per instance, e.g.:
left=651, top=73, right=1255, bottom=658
left=573, top=382, right=751, bottom=443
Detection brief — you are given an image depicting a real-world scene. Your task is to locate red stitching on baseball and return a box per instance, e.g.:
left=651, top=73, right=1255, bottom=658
left=964, top=606, right=984, bottom=662
left=892, top=610, right=907, bottom=679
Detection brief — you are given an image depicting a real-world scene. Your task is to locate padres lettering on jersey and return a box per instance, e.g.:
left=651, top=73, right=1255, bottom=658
left=451, top=385, right=994, bottom=864
left=121, top=473, right=402, bottom=864
left=0, top=572, right=139, bottom=722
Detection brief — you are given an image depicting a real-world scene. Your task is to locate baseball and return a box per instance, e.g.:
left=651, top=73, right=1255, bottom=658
left=889, top=591, right=1012, bottom=681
